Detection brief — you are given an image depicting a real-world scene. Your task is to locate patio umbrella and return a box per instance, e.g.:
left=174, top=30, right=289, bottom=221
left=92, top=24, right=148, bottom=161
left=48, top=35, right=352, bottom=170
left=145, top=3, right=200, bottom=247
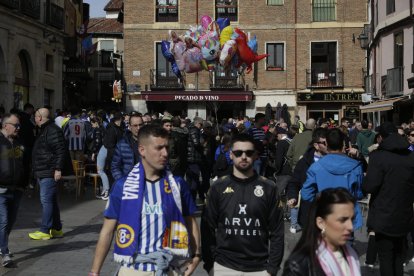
left=275, top=102, right=282, bottom=121
left=281, top=104, right=291, bottom=127
left=265, top=103, right=272, bottom=124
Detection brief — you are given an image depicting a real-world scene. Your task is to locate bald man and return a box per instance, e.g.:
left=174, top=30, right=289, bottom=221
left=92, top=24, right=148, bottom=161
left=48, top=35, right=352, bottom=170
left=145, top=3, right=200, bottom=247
left=29, top=108, right=69, bottom=240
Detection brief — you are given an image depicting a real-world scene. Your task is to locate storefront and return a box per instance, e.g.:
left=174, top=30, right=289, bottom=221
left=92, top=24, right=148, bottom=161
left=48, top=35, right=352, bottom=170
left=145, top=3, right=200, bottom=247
left=296, top=92, right=363, bottom=123
left=128, top=90, right=253, bottom=120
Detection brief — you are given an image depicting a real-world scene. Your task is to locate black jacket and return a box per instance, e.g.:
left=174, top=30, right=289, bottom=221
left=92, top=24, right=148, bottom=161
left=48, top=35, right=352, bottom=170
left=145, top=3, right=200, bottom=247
left=169, top=127, right=188, bottom=177
left=363, top=133, right=414, bottom=236
left=282, top=252, right=325, bottom=276
left=187, top=125, right=203, bottom=164
left=0, top=133, right=26, bottom=190
left=201, top=174, right=284, bottom=275
left=274, top=138, right=292, bottom=176
left=103, top=121, right=124, bottom=166
left=32, top=120, right=72, bottom=178
left=286, top=146, right=316, bottom=228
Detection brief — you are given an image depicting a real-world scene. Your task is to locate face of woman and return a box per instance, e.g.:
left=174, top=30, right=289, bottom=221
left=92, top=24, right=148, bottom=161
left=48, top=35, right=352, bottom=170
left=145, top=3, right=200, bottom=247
left=317, top=203, right=354, bottom=251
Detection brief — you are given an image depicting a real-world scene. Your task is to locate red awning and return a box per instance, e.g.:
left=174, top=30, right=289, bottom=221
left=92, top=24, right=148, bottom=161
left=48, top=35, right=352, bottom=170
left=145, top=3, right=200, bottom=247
left=136, top=91, right=253, bottom=102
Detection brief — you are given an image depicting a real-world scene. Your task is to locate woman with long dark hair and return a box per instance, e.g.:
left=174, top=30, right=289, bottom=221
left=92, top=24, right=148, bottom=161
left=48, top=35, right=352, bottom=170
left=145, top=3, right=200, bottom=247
left=283, top=188, right=361, bottom=276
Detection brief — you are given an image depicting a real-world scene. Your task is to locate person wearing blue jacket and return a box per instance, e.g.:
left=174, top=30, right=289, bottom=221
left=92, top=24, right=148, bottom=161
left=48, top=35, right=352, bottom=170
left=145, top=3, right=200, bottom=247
left=301, top=128, right=364, bottom=231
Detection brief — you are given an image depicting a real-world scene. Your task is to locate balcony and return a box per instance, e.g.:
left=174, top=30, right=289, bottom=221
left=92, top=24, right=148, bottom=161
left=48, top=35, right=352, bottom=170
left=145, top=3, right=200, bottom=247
left=362, top=68, right=376, bottom=95
left=210, top=69, right=245, bottom=90
left=45, top=3, right=64, bottom=29
left=216, top=1, right=238, bottom=21
left=386, top=66, right=403, bottom=97
left=0, top=0, right=19, bottom=9
left=21, top=0, right=40, bottom=19
left=155, top=3, right=178, bottom=22
left=150, top=69, right=184, bottom=90
left=306, top=68, right=344, bottom=88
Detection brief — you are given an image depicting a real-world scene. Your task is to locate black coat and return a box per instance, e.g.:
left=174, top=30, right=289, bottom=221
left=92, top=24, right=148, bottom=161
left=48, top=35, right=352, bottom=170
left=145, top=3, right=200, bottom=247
left=363, top=133, right=414, bottom=236
left=282, top=252, right=325, bottom=276
left=0, top=133, right=26, bottom=190
left=169, top=127, right=188, bottom=177
left=187, top=125, right=203, bottom=164
left=32, top=120, right=72, bottom=178
left=103, top=122, right=124, bottom=166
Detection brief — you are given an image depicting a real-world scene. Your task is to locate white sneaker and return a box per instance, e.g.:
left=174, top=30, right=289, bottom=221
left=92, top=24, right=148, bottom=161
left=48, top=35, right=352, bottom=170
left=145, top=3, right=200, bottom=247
left=289, top=226, right=297, bottom=234
left=411, top=257, right=414, bottom=263
left=101, top=191, right=109, bottom=201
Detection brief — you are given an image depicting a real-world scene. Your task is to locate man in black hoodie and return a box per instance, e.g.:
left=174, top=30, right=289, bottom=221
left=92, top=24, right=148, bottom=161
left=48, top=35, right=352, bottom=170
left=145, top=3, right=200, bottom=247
left=363, top=122, right=414, bottom=276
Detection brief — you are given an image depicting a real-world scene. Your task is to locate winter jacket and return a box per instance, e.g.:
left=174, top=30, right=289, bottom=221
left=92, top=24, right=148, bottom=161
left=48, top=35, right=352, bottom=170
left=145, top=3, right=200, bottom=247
left=89, top=126, right=105, bottom=155
left=287, top=129, right=313, bottom=170
left=301, top=153, right=364, bottom=230
left=282, top=252, right=325, bottom=276
left=356, top=129, right=375, bottom=157
left=187, top=125, right=203, bottom=164
left=168, top=127, right=189, bottom=177
left=363, top=133, right=414, bottom=237
left=32, top=120, right=72, bottom=178
left=103, top=121, right=124, bottom=167
left=0, top=133, right=26, bottom=190
left=111, top=133, right=140, bottom=181
left=274, top=138, right=292, bottom=176
left=201, top=174, right=284, bottom=275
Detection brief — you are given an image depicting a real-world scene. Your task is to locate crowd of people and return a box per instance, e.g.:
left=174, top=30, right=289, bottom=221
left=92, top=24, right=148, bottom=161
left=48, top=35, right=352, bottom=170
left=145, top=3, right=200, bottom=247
left=0, top=103, right=414, bottom=276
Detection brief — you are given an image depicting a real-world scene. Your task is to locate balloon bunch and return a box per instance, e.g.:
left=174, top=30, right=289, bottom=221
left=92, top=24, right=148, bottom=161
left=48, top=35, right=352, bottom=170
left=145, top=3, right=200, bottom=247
left=161, top=15, right=269, bottom=80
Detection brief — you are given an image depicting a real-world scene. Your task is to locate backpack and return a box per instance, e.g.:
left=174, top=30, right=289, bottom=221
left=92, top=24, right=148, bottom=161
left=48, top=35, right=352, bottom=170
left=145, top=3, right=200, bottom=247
left=213, top=149, right=230, bottom=177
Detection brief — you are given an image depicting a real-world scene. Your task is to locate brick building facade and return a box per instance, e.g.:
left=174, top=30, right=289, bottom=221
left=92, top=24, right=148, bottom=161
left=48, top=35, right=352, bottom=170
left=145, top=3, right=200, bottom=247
left=124, top=0, right=367, bottom=122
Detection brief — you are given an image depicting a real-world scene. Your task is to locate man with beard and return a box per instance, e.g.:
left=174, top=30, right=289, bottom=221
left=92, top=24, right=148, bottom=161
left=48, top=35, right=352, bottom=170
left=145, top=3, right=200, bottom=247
left=201, top=134, right=284, bottom=276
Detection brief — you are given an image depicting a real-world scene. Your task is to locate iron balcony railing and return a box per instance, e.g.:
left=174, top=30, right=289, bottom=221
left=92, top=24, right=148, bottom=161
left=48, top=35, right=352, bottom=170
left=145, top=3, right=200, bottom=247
left=155, top=1, right=178, bottom=22
left=21, top=0, right=40, bottom=19
left=362, top=68, right=376, bottom=95
left=312, top=0, right=336, bottom=22
left=306, top=68, right=344, bottom=88
left=150, top=69, right=184, bottom=90
left=210, top=69, right=245, bottom=90
left=386, top=66, right=404, bottom=97
left=216, top=1, right=238, bottom=21
left=0, top=0, right=19, bottom=9
left=45, top=3, right=64, bottom=29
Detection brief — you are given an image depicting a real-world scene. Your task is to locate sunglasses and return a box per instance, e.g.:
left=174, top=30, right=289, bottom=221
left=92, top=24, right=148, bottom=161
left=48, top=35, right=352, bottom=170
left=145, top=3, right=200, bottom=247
left=316, top=141, right=327, bottom=146
left=232, top=150, right=255, bottom=158
left=410, top=134, right=414, bottom=137
left=6, top=123, right=20, bottom=129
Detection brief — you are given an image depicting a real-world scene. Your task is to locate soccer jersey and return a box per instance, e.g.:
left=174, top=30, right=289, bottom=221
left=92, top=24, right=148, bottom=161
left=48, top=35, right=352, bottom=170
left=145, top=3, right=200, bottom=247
left=104, top=175, right=196, bottom=271
left=64, top=118, right=86, bottom=151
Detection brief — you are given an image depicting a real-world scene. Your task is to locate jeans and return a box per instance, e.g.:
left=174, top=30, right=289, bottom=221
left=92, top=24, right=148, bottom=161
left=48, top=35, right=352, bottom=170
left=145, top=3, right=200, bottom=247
left=376, top=233, right=405, bottom=276
left=253, top=157, right=267, bottom=176
left=39, top=178, right=62, bottom=233
left=97, top=146, right=110, bottom=192
left=0, top=190, right=22, bottom=254
left=290, top=207, right=300, bottom=229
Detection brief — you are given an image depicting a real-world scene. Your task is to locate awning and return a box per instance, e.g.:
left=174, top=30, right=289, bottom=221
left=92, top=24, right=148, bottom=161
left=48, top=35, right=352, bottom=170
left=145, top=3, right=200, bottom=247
left=135, top=90, right=253, bottom=102
left=359, top=97, right=405, bottom=113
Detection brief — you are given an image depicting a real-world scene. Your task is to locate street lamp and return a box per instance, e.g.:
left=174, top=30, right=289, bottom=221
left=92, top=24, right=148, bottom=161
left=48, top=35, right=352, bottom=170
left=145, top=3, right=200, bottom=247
left=357, top=24, right=370, bottom=50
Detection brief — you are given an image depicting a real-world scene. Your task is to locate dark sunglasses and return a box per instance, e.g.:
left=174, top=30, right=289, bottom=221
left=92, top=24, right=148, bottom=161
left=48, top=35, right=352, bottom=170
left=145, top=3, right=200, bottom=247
left=316, top=141, right=326, bottom=146
left=410, top=134, right=414, bottom=137
left=6, top=123, right=20, bottom=129
left=232, top=150, right=255, bottom=158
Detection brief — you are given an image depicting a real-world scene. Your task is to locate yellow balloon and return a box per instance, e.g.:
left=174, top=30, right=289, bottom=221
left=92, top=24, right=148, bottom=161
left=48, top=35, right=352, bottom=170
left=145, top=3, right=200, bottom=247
left=220, top=26, right=234, bottom=47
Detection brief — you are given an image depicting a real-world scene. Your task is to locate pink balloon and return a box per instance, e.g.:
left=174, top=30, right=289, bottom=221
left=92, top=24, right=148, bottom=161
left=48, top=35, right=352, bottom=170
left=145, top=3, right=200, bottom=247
left=200, top=15, right=212, bottom=31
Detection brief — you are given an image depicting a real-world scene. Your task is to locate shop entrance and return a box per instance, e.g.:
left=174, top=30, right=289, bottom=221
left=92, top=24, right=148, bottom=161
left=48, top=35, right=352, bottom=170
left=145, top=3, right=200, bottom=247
left=206, top=101, right=246, bottom=122
left=307, top=103, right=341, bottom=124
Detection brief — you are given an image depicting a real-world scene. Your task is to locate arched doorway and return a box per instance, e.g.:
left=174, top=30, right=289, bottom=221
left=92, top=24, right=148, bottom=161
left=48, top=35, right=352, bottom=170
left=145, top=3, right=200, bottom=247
left=14, top=50, right=31, bottom=110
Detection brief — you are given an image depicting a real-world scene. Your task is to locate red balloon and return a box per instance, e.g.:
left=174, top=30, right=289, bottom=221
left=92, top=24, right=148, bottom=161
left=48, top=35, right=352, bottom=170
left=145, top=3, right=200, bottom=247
left=234, top=28, right=269, bottom=73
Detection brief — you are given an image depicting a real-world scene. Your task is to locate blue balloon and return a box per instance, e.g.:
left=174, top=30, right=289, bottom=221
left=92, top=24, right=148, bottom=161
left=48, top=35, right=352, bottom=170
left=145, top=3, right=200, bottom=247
left=247, top=35, right=257, bottom=53
left=171, top=62, right=182, bottom=80
left=216, top=17, right=230, bottom=31
left=161, top=40, right=175, bottom=62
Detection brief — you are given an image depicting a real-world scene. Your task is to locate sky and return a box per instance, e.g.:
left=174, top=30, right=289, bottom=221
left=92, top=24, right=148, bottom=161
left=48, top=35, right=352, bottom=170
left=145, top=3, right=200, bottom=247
left=84, top=0, right=106, bottom=18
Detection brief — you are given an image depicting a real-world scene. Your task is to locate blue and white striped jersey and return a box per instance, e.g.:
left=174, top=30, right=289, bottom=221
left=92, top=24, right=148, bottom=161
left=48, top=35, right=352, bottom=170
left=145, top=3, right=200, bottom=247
left=64, top=118, right=86, bottom=151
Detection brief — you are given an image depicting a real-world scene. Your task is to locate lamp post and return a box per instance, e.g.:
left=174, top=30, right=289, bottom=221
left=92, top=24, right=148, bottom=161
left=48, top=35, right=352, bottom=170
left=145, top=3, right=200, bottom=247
left=357, top=24, right=370, bottom=93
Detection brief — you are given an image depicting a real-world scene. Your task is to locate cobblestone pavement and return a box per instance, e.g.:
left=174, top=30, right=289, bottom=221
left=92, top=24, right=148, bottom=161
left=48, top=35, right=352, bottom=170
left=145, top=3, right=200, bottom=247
left=1, top=186, right=414, bottom=276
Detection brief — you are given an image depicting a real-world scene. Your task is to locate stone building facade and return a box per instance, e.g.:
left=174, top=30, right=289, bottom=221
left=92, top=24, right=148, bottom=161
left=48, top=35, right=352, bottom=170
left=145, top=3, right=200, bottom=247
left=124, top=0, right=367, bottom=122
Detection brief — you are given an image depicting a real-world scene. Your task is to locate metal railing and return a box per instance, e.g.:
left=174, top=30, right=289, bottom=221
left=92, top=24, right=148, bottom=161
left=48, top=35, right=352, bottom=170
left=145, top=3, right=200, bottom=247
left=362, top=69, right=376, bottom=95
left=216, top=1, right=238, bottom=21
left=210, top=69, right=245, bottom=90
left=150, top=69, right=184, bottom=90
left=386, top=66, right=403, bottom=97
left=306, top=68, right=344, bottom=88
left=21, top=0, right=40, bottom=19
left=0, top=0, right=19, bottom=9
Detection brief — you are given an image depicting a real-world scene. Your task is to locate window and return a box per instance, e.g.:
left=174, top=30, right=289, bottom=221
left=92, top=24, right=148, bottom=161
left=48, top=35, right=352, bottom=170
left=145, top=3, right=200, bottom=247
left=46, top=54, right=54, bottom=73
left=156, top=42, right=173, bottom=76
left=156, top=0, right=178, bottom=22
left=100, top=40, right=114, bottom=51
left=394, top=32, right=403, bottom=68
left=44, top=89, right=53, bottom=107
left=216, top=0, right=238, bottom=22
left=267, top=0, right=283, bottom=5
left=312, top=0, right=336, bottom=22
left=266, top=43, right=284, bottom=71
left=386, top=0, right=395, bottom=15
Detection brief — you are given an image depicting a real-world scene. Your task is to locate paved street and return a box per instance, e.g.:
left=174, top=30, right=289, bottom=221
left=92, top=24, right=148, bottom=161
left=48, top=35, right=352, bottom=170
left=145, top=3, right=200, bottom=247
left=1, top=185, right=414, bottom=276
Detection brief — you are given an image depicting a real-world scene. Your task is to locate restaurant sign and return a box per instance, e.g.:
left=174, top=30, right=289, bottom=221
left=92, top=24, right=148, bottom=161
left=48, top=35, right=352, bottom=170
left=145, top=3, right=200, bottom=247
left=297, top=92, right=362, bottom=102
left=138, top=92, right=253, bottom=102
